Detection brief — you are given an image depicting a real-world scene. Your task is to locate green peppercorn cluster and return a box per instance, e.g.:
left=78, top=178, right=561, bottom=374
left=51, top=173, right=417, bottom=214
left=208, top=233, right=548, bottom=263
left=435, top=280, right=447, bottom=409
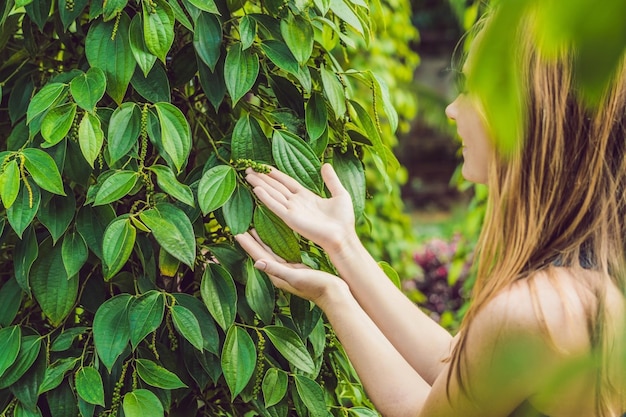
left=65, top=0, right=74, bottom=11
left=234, top=158, right=271, bottom=173
left=253, top=331, right=266, bottom=398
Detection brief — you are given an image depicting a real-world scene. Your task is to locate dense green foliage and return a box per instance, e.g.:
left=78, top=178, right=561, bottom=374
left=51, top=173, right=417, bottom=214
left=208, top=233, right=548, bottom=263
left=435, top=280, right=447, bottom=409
left=0, top=0, right=418, bottom=415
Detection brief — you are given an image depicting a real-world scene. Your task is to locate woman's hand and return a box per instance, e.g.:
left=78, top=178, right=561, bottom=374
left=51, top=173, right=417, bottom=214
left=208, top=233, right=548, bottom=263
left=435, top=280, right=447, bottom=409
left=244, top=163, right=356, bottom=252
left=234, top=231, right=349, bottom=309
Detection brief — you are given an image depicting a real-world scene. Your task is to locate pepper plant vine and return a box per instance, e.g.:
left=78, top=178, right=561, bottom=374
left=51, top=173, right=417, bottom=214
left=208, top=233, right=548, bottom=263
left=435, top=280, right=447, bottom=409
left=0, top=0, right=407, bottom=415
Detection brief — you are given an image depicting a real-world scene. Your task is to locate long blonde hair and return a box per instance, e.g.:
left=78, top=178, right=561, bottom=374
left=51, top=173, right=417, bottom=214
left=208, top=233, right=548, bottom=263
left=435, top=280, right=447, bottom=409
left=449, top=8, right=626, bottom=416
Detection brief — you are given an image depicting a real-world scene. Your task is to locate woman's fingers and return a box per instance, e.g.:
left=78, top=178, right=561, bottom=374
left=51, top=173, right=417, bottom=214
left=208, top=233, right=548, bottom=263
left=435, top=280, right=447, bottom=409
left=321, top=163, right=348, bottom=198
left=249, top=229, right=285, bottom=263
left=234, top=232, right=272, bottom=262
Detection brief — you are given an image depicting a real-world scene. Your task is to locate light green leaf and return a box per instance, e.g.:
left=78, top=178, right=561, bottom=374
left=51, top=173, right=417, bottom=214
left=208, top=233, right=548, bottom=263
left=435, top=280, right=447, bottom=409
left=1, top=159, right=20, bottom=208
left=149, top=165, right=194, bottom=206
left=223, top=184, right=253, bottom=235
left=262, top=368, right=288, bottom=408
left=139, top=203, right=196, bottom=267
left=329, top=0, right=364, bottom=35
left=31, top=239, right=79, bottom=326
left=187, top=0, right=220, bottom=14
left=135, top=359, right=187, bottom=389
left=224, top=43, right=259, bottom=106
left=332, top=151, right=365, bottom=220
left=128, top=291, right=165, bottom=349
left=244, top=258, right=274, bottom=324
left=14, top=403, right=42, bottom=417
left=123, top=389, right=164, bottom=417
left=271, top=130, right=322, bottom=194
left=200, top=263, right=237, bottom=331
left=75, top=366, right=105, bottom=406
left=280, top=14, right=314, bottom=65
left=129, top=14, right=157, bottom=77
left=26, top=83, right=68, bottom=124
left=22, top=148, right=66, bottom=195
left=41, top=103, right=77, bottom=146
left=171, top=304, right=204, bottom=351
left=0, top=326, right=21, bottom=379
left=154, top=102, right=191, bottom=174
left=253, top=205, right=301, bottom=263
left=107, top=102, right=141, bottom=164
left=320, top=66, right=346, bottom=119
left=102, top=217, right=136, bottom=280
left=197, top=164, right=237, bottom=215
left=70, top=67, right=107, bottom=111
left=294, top=375, right=327, bottom=417
left=194, top=12, right=222, bottom=71
left=78, top=112, right=104, bottom=168
left=261, top=40, right=299, bottom=76
left=239, top=15, right=256, bottom=50
left=262, top=326, right=315, bottom=373
left=50, top=328, right=88, bottom=352
left=38, top=357, right=79, bottom=394
left=94, top=170, right=139, bottom=206
left=143, top=0, right=175, bottom=63
left=0, top=335, right=41, bottom=389
left=93, top=294, right=132, bottom=371
left=221, top=326, right=256, bottom=398
left=305, top=92, right=328, bottom=141
left=7, top=183, right=41, bottom=238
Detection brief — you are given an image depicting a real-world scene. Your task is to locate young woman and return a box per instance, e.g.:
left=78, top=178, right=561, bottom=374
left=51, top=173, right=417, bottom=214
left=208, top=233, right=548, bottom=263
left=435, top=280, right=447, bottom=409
left=234, top=8, right=626, bottom=417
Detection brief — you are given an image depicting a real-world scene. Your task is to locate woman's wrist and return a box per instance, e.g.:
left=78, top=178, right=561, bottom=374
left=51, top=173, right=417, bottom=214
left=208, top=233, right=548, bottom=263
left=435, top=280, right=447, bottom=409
left=315, top=278, right=353, bottom=313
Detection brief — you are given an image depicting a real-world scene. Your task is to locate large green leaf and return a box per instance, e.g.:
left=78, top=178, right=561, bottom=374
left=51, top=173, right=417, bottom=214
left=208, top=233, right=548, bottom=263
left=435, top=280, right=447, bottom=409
left=272, top=130, right=322, bottom=194
left=37, top=191, right=76, bottom=244
left=221, top=326, right=256, bottom=399
left=93, top=294, right=132, bottom=372
left=200, top=263, right=237, bottom=331
left=142, top=0, right=174, bottom=63
left=261, top=40, right=299, bottom=76
left=94, top=170, right=139, bottom=206
left=107, top=102, right=141, bottom=164
left=135, top=359, right=187, bottom=389
left=129, top=14, right=157, bottom=77
left=0, top=335, right=41, bottom=389
left=198, top=57, right=227, bottom=111
left=332, top=151, right=365, bottom=220
left=253, top=205, right=301, bottom=263
left=0, top=158, right=20, bottom=209
left=231, top=114, right=272, bottom=163
left=78, top=112, right=104, bottom=168
left=14, top=226, right=38, bottom=295
left=223, top=184, right=253, bottom=235
left=173, top=293, right=220, bottom=354
left=280, top=14, right=313, bottom=65
left=40, top=103, right=76, bottom=146
left=75, top=367, right=105, bottom=406
left=154, top=102, right=191, bottom=174
left=26, top=83, right=68, bottom=124
left=131, top=63, right=171, bottom=103
left=0, top=278, right=21, bottom=327
left=320, top=66, right=346, bottom=120
left=149, top=164, right=194, bottom=206
left=244, top=258, right=274, bottom=324
left=194, top=12, right=222, bottom=71
left=123, top=389, right=164, bottom=417
left=31, top=239, right=79, bottom=326
left=197, top=164, right=236, bottom=215
left=294, top=375, right=327, bottom=417
left=22, top=148, right=66, bottom=195
left=85, top=14, right=135, bottom=104
left=61, top=231, right=88, bottom=278
left=262, top=368, right=288, bottom=408
left=139, top=203, right=196, bottom=267
left=58, top=0, right=89, bottom=30
left=102, top=217, right=136, bottom=280
left=224, top=43, right=259, bottom=106
left=262, top=326, right=315, bottom=374
left=305, top=92, right=328, bottom=141
left=128, top=291, right=165, bottom=349
left=0, top=326, right=21, bottom=379
left=7, top=183, right=41, bottom=238
left=70, top=67, right=107, bottom=111
left=171, top=304, right=204, bottom=351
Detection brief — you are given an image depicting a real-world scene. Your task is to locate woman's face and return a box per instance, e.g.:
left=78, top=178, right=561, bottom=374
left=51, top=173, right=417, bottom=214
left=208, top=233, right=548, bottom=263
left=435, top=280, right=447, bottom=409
left=445, top=94, right=493, bottom=184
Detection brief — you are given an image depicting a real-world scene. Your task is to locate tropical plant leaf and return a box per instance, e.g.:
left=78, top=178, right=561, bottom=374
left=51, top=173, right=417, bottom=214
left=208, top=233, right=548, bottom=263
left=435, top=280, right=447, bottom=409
left=224, top=43, right=259, bottom=106
left=142, top=0, right=175, bottom=63
left=102, top=217, right=136, bottom=280
left=1, top=159, right=21, bottom=208
left=221, top=326, right=256, bottom=398
left=123, top=389, right=164, bottom=417
left=200, top=263, right=237, bottom=330
left=26, top=83, right=68, bottom=124
left=294, top=375, right=327, bottom=417
left=128, top=291, right=165, bottom=348
left=171, top=304, right=205, bottom=351
left=93, top=294, right=132, bottom=371
left=197, top=164, right=237, bottom=215
left=222, top=184, right=253, bottom=235
left=70, top=67, right=107, bottom=111
left=78, top=112, right=104, bottom=168
left=262, top=326, right=315, bottom=373
left=94, top=170, right=139, bottom=206
left=253, top=205, right=301, bottom=263
left=75, top=366, right=105, bottom=406
left=7, top=183, right=41, bottom=238
left=194, top=12, right=222, bottom=71
left=154, top=102, right=191, bottom=174
left=244, top=258, right=274, bottom=324
left=40, top=103, right=77, bottom=146
left=107, top=102, right=141, bottom=164
left=271, top=130, right=322, bottom=194
left=262, top=368, right=288, bottom=408
left=149, top=165, right=194, bottom=206
left=136, top=359, right=187, bottom=389
left=129, top=14, right=157, bottom=77
left=280, top=14, right=313, bottom=65
left=22, top=148, right=66, bottom=195
left=0, top=326, right=21, bottom=379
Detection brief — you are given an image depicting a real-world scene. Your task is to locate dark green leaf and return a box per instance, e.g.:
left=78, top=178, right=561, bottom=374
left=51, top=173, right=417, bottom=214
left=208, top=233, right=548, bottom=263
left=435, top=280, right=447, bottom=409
left=198, top=56, right=226, bottom=110
left=41, top=103, right=77, bottom=146
left=272, top=130, right=322, bottom=194
left=231, top=114, right=272, bottom=163
left=221, top=326, right=256, bottom=398
left=37, top=191, right=76, bottom=244
left=128, top=291, right=165, bottom=349
left=131, top=63, right=171, bottom=103
left=38, top=357, right=79, bottom=394
left=123, top=389, right=164, bottom=417
left=93, top=294, right=132, bottom=371
left=262, top=368, right=288, bottom=408
left=200, top=263, right=237, bottom=330
left=154, top=102, right=191, bottom=174
left=244, top=258, right=274, bottom=324
left=194, top=12, right=222, bottom=71
left=107, top=102, right=141, bottom=164
left=14, top=226, right=38, bottom=296
left=102, top=0, right=128, bottom=20
left=70, top=68, right=107, bottom=111
left=0, top=326, right=21, bottom=378
left=102, top=217, right=136, bottom=280
left=149, top=165, right=194, bottom=206
left=94, top=170, right=139, bottom=206
left=0, top=278, right=22, bottom=327
left=253, top=205, right=301, bottom=263
left=173, top=293, right=220, bottom=354
left=171, top=304, right=204, bottom=351
left=50, top=327, right=88, bottom=352
left=59, top=0, right=89, bottom=31
left=224, top=43, right=259, bottom=106
left=262, top=326, right=315, bottom=373
left=61, top=231, right=87, bottom=278
left=136, top=359, right=187, bottom=389
left=7, top=183, right=41, bottom=238
left=223, top=184, right=253, bottom=235
left=187, top=0, right=220, bottom=14
left=75, top=367, right=105, bottom=406
left=76, top=205, right=116, bottom=260
left=197, top=164, right=236, bottom=215
left=143, top=0, right=175, bottom=62
left=129, top=14, right=157, bottom=77
left=290, top=296, right=322, bottom=340
left=280, top=14, right=313, bottom=65
left=305, top=93, right=328, bottom=141
left=9, top=75, right=34, bottom=125
left=332, top=151, right=365, bottom=220
left=22, top=148, right=66, bottom=195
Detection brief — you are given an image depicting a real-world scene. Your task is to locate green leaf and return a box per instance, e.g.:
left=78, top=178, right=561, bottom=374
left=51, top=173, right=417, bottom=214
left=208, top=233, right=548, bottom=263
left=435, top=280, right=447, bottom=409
left=76, top=205, right=116, bottom=260
left=262, top=368, right=288, bottom=408
left=194, top=12, right=222, bottom=71
left=171, top=304, right=204, bottom=351
left=0, top=335, right=41, bottom=389
left=107, top=102, right=141, bottom=164
left=75, top=367, right=105, bottom=406
left=7, top=183, right=41, bottom=239
left=154, top=102, right=191, bottom=174
left=168, top=0, right=193, bottom=31
left=136, top=359, right=187, bottom=389
left=239, top=15, right=256, bottom=50
left=348, top=407, right=380, bottom=417
left=37, top=191, right=76, bottom=244
left=26, top=83, right=68, bottom=124
left=78, top=112, right=104, bottom=168
left=61, top=231, right=89, bottom=277
left=143, top=0, right=175, bottom=63
left=128, top=291, right=165, bottom=349
left=231, top=114, right=272, bottom=163
left=261, top=40, right=299, bottom=76
left=0, top=326, right=21, bottom=379
left=321, top=66, right=346, bottom=119
left=224, top=43, right=259, bottom=106
left=149, top=165, right=194, bottom=206
left=38, top=357, right=79, bottom=394
left=294, top=375, right=327, bottom=417
left=200, top=263, right=237, bottom=331
left=272, top=130, right=322, bottom=194
left=50, top=327, right=88, bottom=352
left=173, top=293, right=220, bottom=354
left=0, top=278, right=21, bottom=327
left=305, top=93, right=328, bottom=141
left=93, top=294, right=132, bottom=371
left=59, top=0, right=89, bottom=31
left=244, top=258, right=275, bottom=324
left=129, top=14, right=157, bottom=77
left=70, top=68, right=107, bottom=111
left=94, top=170, right=139, bottom=206
left=41, top=103, right=77, bottom=146
left=197, top=164, right=236, bottom=215
left=223, top=184, right=253, bottom=235
left=280, top=14, right=313, bottom=65
left=187, top=0, right=220, bottom=14
left=102, top=217, right=136, bottom=280
left=102, top=0, right=128, bottom=20
left=329, top=0, right=364, bottom=35
left=1, top=159, right=21, bottom=208
left=85, top=14, right=135, bottom=104
left=262, top=326, right=315, bottom=373
left=290, top=296, right=322, bottom=339
left=332, top=151, right=365, bottom=220
left=139, top=203, right=196, bottom=267
left=221, top=326, right=256, bottom=399
left=31, top=239, right=79, bottom=326
left=253, top=205, right=301, bottom=263
left=123, top=389, right=164, bottom=417
left=378, top=261, right=401, bottom=289
left=22, top=148, right=66, bottom=195
left=198, top=57, right=227, bottom=110
left=14, top=226, right=38, bottom=296
left=131, top=63, right=171, bottom=103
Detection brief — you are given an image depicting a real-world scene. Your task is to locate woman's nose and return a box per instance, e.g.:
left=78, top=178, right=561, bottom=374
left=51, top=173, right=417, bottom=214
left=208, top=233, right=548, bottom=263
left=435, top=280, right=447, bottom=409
left=445, top=97, right=459, bottom=120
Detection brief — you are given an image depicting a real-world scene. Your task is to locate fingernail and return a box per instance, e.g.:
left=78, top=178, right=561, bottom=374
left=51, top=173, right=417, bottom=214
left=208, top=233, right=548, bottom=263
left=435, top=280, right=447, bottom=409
left=254, top=260, right=267, bottom=270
